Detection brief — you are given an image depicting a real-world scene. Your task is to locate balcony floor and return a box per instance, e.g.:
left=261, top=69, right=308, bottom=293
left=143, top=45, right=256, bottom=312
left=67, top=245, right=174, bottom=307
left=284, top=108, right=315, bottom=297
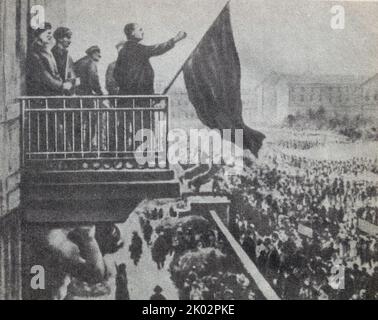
left=21, top=169, right=180, bottom=223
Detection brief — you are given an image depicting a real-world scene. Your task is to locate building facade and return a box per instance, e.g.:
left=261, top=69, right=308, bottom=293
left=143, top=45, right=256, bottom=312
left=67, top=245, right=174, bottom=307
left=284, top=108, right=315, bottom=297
left=253, top=73, right=370, bottom=124
left=360, top=73, right=378, bottom=116
left=0, top=0, right=67, bottom=300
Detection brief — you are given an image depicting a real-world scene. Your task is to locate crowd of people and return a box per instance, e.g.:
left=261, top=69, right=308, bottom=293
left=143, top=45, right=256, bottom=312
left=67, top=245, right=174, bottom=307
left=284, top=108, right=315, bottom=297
left=277, top=139, right=323, bottom=150
left=213, top=145, right=378, bottom=300
left=138, top=206, right=260, bottom=300
left=276, top=154, right=378, bottom=177
left=357, top=206, right=378, bottom=226
left=181, top=269, right=256, bottom=300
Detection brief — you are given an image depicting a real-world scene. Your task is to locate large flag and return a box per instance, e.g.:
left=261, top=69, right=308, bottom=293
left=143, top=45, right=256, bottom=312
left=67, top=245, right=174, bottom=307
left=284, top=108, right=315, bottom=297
left=182, top=3, right=265, bottom=157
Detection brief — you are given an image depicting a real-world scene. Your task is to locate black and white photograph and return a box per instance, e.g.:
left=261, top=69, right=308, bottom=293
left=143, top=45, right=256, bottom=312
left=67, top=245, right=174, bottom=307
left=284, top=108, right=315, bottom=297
left=0, top=0, right=377, bottom=302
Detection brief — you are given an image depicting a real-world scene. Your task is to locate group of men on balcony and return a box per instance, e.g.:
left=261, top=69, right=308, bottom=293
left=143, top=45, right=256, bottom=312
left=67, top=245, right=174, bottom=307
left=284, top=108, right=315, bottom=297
left=26, top=22, right=187, bottom=97
left=24, top=21, right=187, bottom=300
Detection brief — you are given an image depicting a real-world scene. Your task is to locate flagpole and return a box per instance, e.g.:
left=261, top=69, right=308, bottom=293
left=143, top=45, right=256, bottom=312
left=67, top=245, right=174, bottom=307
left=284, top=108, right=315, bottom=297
left=162, top=0, right=231, bottom=95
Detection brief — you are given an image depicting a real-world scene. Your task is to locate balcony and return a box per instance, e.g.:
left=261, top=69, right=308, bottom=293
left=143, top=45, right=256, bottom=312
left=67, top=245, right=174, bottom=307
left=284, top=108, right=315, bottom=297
left=19, top=95, right=180, bottom=223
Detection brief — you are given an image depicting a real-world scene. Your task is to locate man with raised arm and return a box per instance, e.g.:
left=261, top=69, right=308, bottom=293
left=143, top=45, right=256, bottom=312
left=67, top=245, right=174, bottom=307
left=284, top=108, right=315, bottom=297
left=114, top=23, right=187, bottom=95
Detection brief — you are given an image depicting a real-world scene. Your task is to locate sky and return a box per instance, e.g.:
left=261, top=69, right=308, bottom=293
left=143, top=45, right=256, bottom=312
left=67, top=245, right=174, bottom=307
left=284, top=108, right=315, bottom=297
left=64, top=0, right=378, bottom=92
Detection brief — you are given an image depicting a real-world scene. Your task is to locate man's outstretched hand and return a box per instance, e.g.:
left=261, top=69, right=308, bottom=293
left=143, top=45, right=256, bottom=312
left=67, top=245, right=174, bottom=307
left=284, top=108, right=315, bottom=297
left=174, top=31, right=187, bottom=43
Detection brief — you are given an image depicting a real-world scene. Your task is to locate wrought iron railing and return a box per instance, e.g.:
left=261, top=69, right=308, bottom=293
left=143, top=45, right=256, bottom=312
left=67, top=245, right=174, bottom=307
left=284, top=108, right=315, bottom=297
left=20, top=96, right=169, bottom=171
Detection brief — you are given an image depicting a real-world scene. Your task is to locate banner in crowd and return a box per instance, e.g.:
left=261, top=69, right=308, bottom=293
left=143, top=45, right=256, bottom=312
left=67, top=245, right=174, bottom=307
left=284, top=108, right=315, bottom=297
left=358, top=219, right=378, bottom=236
left=298, top=223, right=314, bottom=238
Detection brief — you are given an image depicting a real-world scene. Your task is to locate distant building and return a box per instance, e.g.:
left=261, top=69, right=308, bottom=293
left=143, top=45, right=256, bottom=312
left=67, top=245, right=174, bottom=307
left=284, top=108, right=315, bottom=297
left=253, top=73, right=369, bottom=123
left=360, top=73, right=378, bottom=114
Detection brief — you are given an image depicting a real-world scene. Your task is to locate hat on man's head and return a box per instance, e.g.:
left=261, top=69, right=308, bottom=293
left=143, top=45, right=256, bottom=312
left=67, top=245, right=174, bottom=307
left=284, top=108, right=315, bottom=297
left=154, top=286, right=163, bottom=293
left=32, top=22, right=52, bottom=39
left=53, top=27, right=72, bottom=40
left=86, top=45, right=101, bottom=55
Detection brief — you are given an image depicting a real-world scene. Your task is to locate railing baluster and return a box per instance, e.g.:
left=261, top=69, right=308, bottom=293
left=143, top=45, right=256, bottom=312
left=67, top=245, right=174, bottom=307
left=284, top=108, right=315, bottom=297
left=28, top=100, right=31, bottom=157
left=124, top=110, right=127, bottom=153
left=89, top=99, right=92, bottom=153
left=37, top=111, right=40, bottom=154
left=141, top=102, right=144, bottom=158
left=165, top=97, right=169, bottom=169
left=115, top=98, right=118, bottom=155
left=21, top=100, right=25, bottom=165
left=132, top=98, right=136, bottom=152
left=45, top=99, right=49, bottom=159
left=97, top=99, right=100, bottom=158
left=55, top=110, right=58, bottom=153
left=115, top=102, right=118, bottom=156
left=149, top=99, right=152, bottom=158
left=106, top=108, right=110, bottom=153
left=72, top=109, right=75, bottom=153
left=80, top=99, right=84, bottom=158
left=63, top=99, right=67, bottom=158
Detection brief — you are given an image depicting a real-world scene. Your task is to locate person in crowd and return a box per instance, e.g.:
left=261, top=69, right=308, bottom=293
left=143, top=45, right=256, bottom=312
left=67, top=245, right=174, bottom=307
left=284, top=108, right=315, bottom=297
left=129, top=231, right=143, bottom=266
left=114, top=23, right=186, bottom=95
left=113, top=23, right=186, bottom=152
left=115, top=263, right=130, bottom=300
left=150, top=286, right=167, bottom=300
left=142, top=220, right=153, bottom=246
left=74, top=45, right=104, bottom=152
left=27, top=23, right=73, bottom=96
left=152, top=232, right=169, bottom=270
left=106, top=41, right=125, bottom=95
left=74, top=45, right=103, bottom=95
left=51, top=26, right=79, bottom=152
left=52, top=27, right=76, bottom=85
left=241, top=231, right=256, bottom=262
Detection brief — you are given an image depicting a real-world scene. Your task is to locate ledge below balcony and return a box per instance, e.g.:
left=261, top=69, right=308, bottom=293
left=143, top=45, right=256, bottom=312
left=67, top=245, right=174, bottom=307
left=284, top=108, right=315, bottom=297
left=21, top=169, right=180, bottom=223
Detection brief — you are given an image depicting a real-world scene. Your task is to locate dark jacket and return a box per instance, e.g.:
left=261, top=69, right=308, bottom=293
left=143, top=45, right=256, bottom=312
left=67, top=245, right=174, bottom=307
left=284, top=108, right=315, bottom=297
left=105, top=61, right=119, bottom=95
left=74, top=55, right=103, bottom=95
left=114, top=39, right=175, bottom=95
left=150, top=293, right=167, bottom=300
left=51, top=45, right=76, bottom=81
left=242, top=236, right=256, bottom=262
left=266, top=248, right=280, bottom=272
left=26, top=42, right=64, bottom=96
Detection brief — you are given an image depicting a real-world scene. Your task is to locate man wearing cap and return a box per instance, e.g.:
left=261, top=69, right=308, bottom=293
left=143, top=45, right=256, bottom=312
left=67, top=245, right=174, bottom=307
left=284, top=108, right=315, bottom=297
left=51, top=27, right=77, bottom=151
left=74, top=46, right=103, bottom=96
left=27, top=23, right=73, bottom=96
left=52, top=27, right=76, bottom=84
left=106, top=41, right=125, bottom=95
left=114, top=23, right=187, bottom=95
left=74, top=46, right=104, bottom=152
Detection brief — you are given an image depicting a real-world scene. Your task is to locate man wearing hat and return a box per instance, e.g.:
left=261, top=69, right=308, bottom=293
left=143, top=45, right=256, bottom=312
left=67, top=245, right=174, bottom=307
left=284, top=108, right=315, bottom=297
left=74, top=45, right=103, bottom=95
left=74, top=46, right=103, bottom=152
left=27, top=23, right=73, bottom=96
left=52, top=27, right=76, bottom=84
